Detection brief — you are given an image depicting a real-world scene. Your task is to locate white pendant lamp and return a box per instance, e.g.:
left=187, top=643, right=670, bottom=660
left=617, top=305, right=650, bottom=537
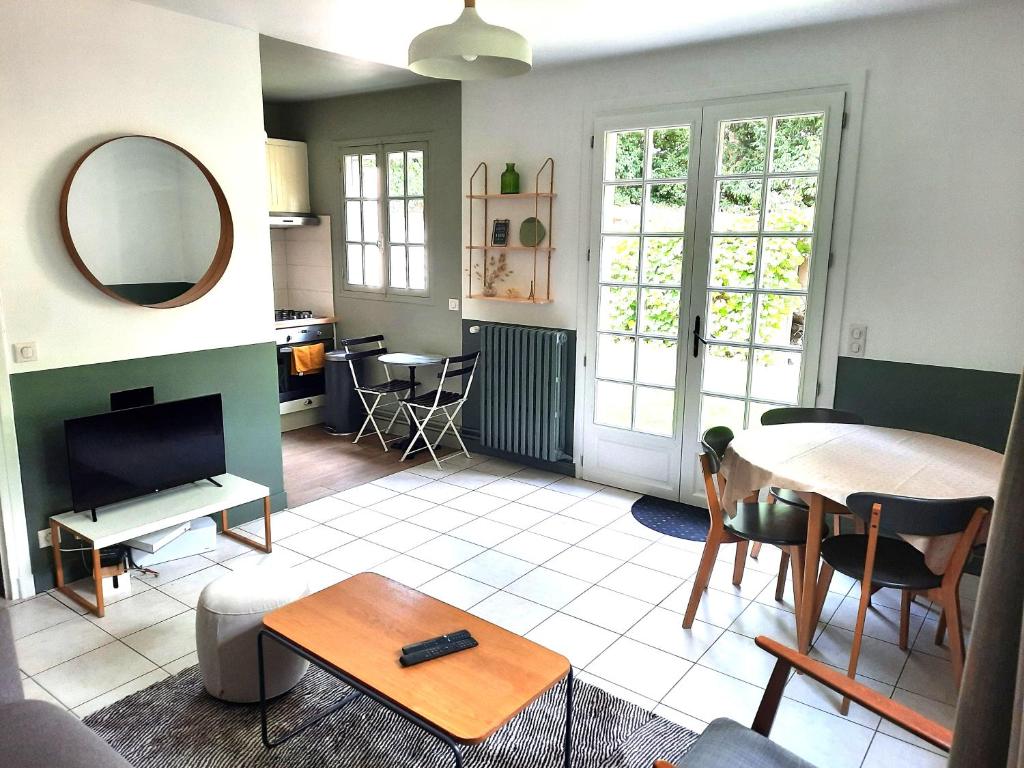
left=408, top=0, right=532, bottom=81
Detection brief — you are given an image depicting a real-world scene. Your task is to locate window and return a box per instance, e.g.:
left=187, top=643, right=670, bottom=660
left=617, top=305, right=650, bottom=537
left=341, top=142, right=427, bottom=295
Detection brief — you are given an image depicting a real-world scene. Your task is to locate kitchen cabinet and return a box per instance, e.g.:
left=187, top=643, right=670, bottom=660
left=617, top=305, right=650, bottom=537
left=266, top=138, right=311, bottom=214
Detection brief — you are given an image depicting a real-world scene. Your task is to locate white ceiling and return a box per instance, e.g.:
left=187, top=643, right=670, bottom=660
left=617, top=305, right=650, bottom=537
left=136, top=0, right=962, bottom=100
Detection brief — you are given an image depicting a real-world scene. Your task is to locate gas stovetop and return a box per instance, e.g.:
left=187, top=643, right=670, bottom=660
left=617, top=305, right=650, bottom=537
left=275, top=309, right=314, bottom=321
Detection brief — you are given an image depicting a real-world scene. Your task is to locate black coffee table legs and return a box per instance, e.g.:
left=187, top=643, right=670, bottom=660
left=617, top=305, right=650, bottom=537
left=258, top=629, right=574, bottom=768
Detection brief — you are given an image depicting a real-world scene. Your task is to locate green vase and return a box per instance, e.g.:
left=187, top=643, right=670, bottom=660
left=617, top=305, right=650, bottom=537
left=500, top=163, right=520, bottom=194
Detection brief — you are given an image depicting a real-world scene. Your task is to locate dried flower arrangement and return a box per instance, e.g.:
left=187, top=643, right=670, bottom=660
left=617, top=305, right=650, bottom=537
left=474, top=252, right=514, bottom=297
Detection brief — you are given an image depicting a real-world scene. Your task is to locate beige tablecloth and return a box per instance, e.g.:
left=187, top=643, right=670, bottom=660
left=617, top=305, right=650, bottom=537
left=721, top=423, right=1003, bottom=571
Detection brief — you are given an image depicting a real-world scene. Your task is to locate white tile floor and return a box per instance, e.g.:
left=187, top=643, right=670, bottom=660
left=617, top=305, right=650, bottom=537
left=7, top=451, right=967, bottom=767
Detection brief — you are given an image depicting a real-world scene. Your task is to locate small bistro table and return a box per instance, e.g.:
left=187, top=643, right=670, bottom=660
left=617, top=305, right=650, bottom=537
left=720, top=422, right=1003, bottom=653
left=378, top=352, right=444, bottom=452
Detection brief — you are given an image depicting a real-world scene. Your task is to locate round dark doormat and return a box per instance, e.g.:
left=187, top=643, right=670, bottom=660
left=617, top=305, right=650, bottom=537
left=631, top=496, right=709, bottom=541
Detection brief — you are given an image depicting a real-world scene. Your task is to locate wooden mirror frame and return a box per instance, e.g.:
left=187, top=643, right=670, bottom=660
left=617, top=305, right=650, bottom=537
left=59, top=135, right=234, bottom=309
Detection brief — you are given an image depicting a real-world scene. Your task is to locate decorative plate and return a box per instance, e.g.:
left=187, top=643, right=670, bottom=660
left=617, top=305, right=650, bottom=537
left=519, top=217, right=547, bottom=247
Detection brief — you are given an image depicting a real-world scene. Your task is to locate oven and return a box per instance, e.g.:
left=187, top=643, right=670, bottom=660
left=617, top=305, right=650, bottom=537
left=276, top=323, right=335, bottom=407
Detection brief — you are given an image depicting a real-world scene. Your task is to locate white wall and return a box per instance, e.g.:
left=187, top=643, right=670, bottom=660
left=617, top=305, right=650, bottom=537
left=462, top=1, right=1024, bottom=378
left=0, top=0, right=272, bottom=597
left=0, top=0, right=274, bottom=374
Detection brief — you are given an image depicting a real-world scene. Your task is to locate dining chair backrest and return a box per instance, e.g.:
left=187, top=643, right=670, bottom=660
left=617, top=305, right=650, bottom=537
left=430, top=352, right=481, bottom=408
left=334, top=346, right=388, bottom=389
left=845, top=492, right=994, bottom=537
left=760, top=407, right=864, bottom=426
left=338, top=334, right=393, bottom=383
left=699, top=426, right=734, bottom=527
left=700, top=425, right=735, bottom=476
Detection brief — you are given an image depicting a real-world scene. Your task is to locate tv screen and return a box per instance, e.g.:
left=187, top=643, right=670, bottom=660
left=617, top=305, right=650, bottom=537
left=65, top=394, right=226, bottom=514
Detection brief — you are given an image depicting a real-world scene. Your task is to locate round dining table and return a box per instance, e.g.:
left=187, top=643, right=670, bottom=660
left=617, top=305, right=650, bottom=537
left=377, top=352, right=444, bottom=452
left=720, top=422, right=1003, bottom=653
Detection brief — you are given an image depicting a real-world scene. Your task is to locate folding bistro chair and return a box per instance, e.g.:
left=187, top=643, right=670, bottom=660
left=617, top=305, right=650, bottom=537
left=400, top=352, right=480, bottom=469
left=337, top=335, right=415, bottom=451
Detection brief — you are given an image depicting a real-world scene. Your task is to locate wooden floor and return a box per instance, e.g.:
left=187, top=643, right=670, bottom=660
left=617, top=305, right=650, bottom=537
left=281, top=425, right=452, bottom=508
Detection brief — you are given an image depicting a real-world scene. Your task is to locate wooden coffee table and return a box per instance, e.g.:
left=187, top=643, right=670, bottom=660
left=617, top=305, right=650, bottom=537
left=258, top=572, right=573, bottom=767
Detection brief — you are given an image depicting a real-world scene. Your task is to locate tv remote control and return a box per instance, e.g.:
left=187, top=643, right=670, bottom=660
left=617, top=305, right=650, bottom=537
left=400, top=636, right=478, bottom=667
left=402, top=630, right=472, bottom=656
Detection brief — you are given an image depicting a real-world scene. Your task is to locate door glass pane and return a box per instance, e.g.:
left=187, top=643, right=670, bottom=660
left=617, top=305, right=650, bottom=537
left=636, top=337, right=677, bottom=386
left=389, top=200, right=406, bottom=242
left=700, top=394, right=745, bottom=435
left=407, top=151, right=424, bottom=196
left=717, top=118, right=768, bottom=175
left=644, top=183, right=687, bottom=232
left=597, top=334, right=635, bottom=381
left=603, top=185, right=642, bottom=233
left=702, top=345, right=749, bottom=396
left=639, top=288, right=680, bottom=336
left=641, top=237, right=684, bottom=285
left=595, top=380, right=633, bottom=429
left=750, top=349, right=801, bottom=403
left=599, top=286, right=638, bottom=332
left=747, top=401, right=776, bottom=427
left=760, top=237, right=811, bottom=290
left=407, top=199, right=425, bottom=243
left=606, top=130, right=644, bottom=181
left=770, top=114, right=824, bottom=173
left=387, top=152, right=404, bottom=197
left=361, top=155, right=378, bottom=198
left=707, top=291, right=753, bottom=342
left=343, top=155, right=360, bottom=196
left=651, top=127, right=690, bottom=179
left=346, top=244, right=363, bottom=285
left=389, top=246, right=407, bottom=289
left=600, top=236, right=640, bottom=283
left=764, top=177, right=817, bottom=232
left=634, top=386, right=675, bottom=436
left=409, top=246, right=426, bottom=290
left=755, top=294, right=806, bottom=347
left=363, top=244, right=382, bottom=287
left=345, top=201, right=361, bottom=240
left=713, top=180, right=762, bottom=232
left=709, top=236, right=757, bottom=288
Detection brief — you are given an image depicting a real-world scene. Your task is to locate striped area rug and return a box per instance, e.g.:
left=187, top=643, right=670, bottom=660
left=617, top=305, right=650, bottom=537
left=84, top=665, right=698, bottom=767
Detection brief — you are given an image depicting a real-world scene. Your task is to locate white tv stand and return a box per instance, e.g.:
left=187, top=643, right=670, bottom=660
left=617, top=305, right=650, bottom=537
left=50, top=473, right=272, bottom=617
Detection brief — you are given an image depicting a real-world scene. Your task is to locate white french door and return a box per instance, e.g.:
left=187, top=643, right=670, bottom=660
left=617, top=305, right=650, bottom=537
left=581, top=91, right=845, bottom=503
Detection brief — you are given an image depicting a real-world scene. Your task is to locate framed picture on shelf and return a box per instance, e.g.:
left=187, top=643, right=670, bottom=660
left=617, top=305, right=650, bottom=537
left=491, top=219, right=511, bottom=247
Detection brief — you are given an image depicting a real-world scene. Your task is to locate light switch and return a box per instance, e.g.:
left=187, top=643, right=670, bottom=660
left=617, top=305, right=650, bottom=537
left=448, top=298, right=460, bottom=311
left=847, top=325, right=867, bottom=358
left=13, top=342, right=37, bottom=363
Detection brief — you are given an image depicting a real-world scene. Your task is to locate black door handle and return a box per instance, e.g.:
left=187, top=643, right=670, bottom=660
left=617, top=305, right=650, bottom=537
left=692, top=315, right=709, bottom=358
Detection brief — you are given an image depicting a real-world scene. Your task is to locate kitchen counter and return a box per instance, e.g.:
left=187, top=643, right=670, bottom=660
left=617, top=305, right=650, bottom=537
left=274, top=316, right=335, bottom=330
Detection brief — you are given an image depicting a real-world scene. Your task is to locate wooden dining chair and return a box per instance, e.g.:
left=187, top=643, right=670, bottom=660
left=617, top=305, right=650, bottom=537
left=683, top=426, right=828, bottom=628
left=818, top=492, right=993, bottom=713
left=748, top=407, right=866, bottom=560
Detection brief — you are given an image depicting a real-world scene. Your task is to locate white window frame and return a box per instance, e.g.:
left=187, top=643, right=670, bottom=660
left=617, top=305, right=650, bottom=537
left=340, top=140, right=429, bottom=298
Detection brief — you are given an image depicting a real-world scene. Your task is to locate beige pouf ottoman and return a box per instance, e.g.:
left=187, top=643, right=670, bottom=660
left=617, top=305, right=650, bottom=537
left=196, top=567, right=309, bottom=703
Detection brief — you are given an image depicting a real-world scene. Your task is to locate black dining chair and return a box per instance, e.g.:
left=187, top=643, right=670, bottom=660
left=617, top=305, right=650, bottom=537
left=337, top=334, right=416, bottom=451
left=749, top=407, right=866, bottom=560
left=400, top=352, right=480, bottom=469
left=683, top=426, right=829, bottom=628
left=818, top=492, right=992, bottom=713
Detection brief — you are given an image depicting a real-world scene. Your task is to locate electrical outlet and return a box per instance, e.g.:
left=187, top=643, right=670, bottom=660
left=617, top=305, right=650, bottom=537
left=848, top=324, right=868, bottom=357
left=13, top=342, right=37, bottom=363
left=37, top=528, right=52, bottom=549
left=448, top=298, right=460, bottom=311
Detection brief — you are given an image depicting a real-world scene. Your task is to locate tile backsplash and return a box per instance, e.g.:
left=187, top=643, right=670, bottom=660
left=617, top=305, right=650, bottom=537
left=271, top=216, right=334, bottom=317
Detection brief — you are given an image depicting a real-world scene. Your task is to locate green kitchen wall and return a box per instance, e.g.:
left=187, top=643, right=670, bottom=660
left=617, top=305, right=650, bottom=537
left=10, top=342, right=285, bottom=589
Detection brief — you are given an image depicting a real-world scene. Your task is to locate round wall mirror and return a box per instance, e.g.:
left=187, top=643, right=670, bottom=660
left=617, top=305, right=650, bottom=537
left=60, top=136, right=233, bottom=308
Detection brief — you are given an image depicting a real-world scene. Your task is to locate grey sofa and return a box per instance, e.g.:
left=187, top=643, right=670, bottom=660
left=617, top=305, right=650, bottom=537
left=0, top=607, right=131, bottom=768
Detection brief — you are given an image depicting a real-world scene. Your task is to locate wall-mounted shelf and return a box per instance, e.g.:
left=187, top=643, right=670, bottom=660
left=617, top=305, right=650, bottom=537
left=467, top=295, right=554, bottom=305
left=466, top=158, right=555, bottom=304
left=466, top=245, right=556, bottom=252
left=466, top=192, right=557, bottom=200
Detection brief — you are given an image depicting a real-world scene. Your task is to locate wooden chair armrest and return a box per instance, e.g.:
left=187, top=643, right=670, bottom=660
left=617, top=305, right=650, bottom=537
left=754, top=635, right=952, bottom=751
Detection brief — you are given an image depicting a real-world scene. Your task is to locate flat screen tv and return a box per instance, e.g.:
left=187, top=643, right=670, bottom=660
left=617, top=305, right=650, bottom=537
left=65, top=394, right=226, bottom=519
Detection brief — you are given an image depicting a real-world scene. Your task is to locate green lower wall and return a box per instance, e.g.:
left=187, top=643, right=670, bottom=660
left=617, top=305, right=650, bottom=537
left=10, top=342, right=286, bottom=590
left=834, top=356, right=1020, bottom=451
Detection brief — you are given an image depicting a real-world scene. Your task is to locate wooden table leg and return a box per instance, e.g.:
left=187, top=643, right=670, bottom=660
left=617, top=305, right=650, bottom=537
left=91, top=547, right=105, bottom=617
left=51, top=520, right=105, bottom=617
left=51, top=519, right=64, bottom=589
left=798, top=494, right=824, bottom=653
left=219, top=499, right=273, bottom=554
left=263, top=496, right=273, bottom=553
